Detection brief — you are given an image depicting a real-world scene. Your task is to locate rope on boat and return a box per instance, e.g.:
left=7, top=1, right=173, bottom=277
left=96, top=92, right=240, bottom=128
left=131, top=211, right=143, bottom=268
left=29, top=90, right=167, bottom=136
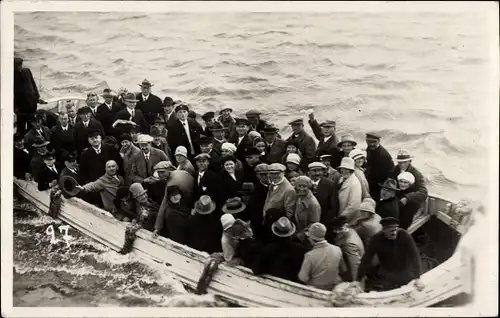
left=48, top=186, right=63, bottom=218
left=195, top=255, right=224, bottom=295
left=119, top=221, right=142, bottom=255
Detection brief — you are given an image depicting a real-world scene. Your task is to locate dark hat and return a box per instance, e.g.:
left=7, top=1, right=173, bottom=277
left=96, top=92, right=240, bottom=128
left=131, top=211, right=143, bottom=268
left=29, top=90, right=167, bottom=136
left=167, top=185, right=182, bottom=196
left=14, top=57, right=23, bottom=65
left=103, top=135, right=117, bottom=146
left=379, top=178, right=399, bottom=191
left=150, top=125, right=163, bottom=137
left=380, top=217, right=400, bottom=227
left=285, top=139, right=299, bottom=148
left=320, top=120, right=336, bottom=127
left=120, top=133, right=133, bottom=142
left=331, top=215, right=348, bottom=229
left=219, top=107, right=233, bottom=114
left=138, top=79, right=154, bottom=88
left=123, top=92, right=139, bottom=102
left=366, top=132, right=381, bottom=140
left=319, top=154, right=333, bottom=161
left=221, top=155, right=237, bottom=165
left=63, top=151, right=78, bottom=162
left=174, top=103, right=189, bottom=113
left=101, top=88, right=114, bottom=97
left=14, top=133, right=24, bottom=142
left=241, top=182, right=255, bottom=193
left=77, top=106, right=92, bottom=115
left=288, top=118, right=304, bottom=125
left=201, top=111, right=215, bottom=121
left=193, top=153, right=211, bottom=161
left=209, top=122, right=225, bottom=131
left=266, top=208, right=286, bottom=224
left=199, top=135, right=213, bottom=145
left=32, top=136, right=50, bottom=148
left=31, top=114, right=44, bottom=122
left=163, top=96, right=175, bottom=106
left=244, top=146, right=261, bottom=157
left=42, top=149, right=56, bottom=159
left=262, top=125, right=279, bottom=134
left=222, top=197, right=247, bottom=214
left=60, top=175, right=81, bottom=198
left=153, top=116, right=167, bottom=125
left=245, top=109, right=262, bottom=117
left=188, top=110, right=197, bottom=119
left=87, top=128, right=101, bottom=138
left=235, top=118, right=250, bottom=126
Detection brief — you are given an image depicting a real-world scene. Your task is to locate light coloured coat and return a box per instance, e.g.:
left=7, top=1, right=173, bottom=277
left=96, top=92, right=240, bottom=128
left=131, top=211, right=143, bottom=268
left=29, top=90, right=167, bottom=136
left=121, top=144, right=141, bottom=185
left=294, top=190, right=321, bottom=235
left=130, top=147, right=168, bottom=183
left=338, top=173, right=362, bottom=226
left=82, top=174, right=124, bottom=212
left=263, top=177, right=297, bottom=219
left=354, top=166, right=371, bottom=200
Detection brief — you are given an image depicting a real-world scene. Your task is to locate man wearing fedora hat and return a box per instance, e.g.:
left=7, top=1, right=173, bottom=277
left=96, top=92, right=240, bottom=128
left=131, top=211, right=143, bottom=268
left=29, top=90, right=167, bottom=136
left=375, top=178, right=400, bottom=219
left=209, top=122, right=228, bottom=155
left=58, top=151, right=81, bottom=193
left=37, top=150, right=60, bottom=191
left=167, top=102, right=203, bottom=163
left=338, top=157, right=363, bottom=226
left=217, top=106, right=237, bottom=141
left=113, top=92, right=150, bottom=134
left=14, top=133, right=32, bottom=180
left=74, top=106, right=105, bottom=153
left=185, top=195, right=223, bottom=254
left=364, top=132, right=395, bottom=202
left=30, top=136, right=51, bottom=182
left=308, top=113, right=341, bottom=165
left=158, top=96, right=177, bottom=130
left=286, top=118, right=317, bottom=171
left=262, top=124, right=286, bottom=164
left=298, top=222, right=346, bottom=290
left=135, top=79, right=163, bottom=126
left=23, top=113, right=51, bottom=155
left=331, top=215, right=365, bottom=282
left=97, top=88, right=122, bottom=135
left=356, top=217, right=423, bottom=292
left=352, top=198, right=382, bottom=247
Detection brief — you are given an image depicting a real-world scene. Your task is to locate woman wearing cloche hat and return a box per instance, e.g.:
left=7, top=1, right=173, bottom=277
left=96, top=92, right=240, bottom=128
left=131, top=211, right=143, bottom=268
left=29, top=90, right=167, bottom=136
left=396, top=170, right=427, bottom=230
left=337, top=157, right=363, bottom=226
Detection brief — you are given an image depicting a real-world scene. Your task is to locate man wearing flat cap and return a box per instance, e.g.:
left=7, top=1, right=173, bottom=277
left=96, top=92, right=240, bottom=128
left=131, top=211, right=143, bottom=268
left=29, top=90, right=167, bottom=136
left=113, top=92, right=150, bottom=135
left=217, top=106, right=238, bottom=141
left=286, top=118, right=317, bottom=171
left=365, top=132, right=394, bottom=201
left=130, top=134, right=169, bottom=184
left=245, top=109, right=269, bottom=134
left=14, top=57, right=43, bottom=134
left=135, top=79, right=163, bottom=126
left=167, top=102, right=203, bottom=163
left=308, top=112, right=342, bottom=167
left=263, top=163, right=297, bottom=220
left=201, top=111, right=216, bottom=137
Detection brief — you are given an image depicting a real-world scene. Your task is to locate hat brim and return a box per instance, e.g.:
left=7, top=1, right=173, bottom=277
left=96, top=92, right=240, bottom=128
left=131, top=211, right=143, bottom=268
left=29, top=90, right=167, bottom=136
left=360, top=208, right=376, bottom=214
left=124, top=99, right=139, bottom=102
left=378, top=183, right=399, bottom=191
left=337, top=165, right=354, bottom=171
left=194, top=201, right=216, bottom=215
left=219, top=108, right=233, bottom=114
left=222, top=202, right=247, bottom=214
left=396, top=157, right=413, bottom=162
left=138, top=84, right=154, bottom=88
left=305, top=230, right=325, bottom=241
left=272, top=222, right=296, bottom=237
left=33, top=141, right=50, bottom=148
left=338, top=141, right=357, bottom=148
left=60, top=176, right=81, bottom=197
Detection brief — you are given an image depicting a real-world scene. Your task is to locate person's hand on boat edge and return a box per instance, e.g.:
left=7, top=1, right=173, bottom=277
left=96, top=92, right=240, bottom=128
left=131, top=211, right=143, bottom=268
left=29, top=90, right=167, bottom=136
left=152, top=230, right=158, bottom=238
left=414, top=279, right=424, bottom=291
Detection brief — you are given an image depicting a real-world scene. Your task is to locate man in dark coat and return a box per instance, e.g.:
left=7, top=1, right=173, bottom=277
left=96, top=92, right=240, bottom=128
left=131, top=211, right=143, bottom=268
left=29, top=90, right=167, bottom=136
left=242, top=146, right=262, bottom=184
left=286, top=119, right=317, bottom=171
left=157, top=96, right=177, bottom=130
left=193, top=153, right=224, bottom=207
left=167, top=103, right=203, bottom=162
left=30, top=137, right=51, bottom=182
left=376, top=178, right=400, bottom=219
left=308, top=113, right=342, bottom=167
left=232, top=118, right=253, bottom=162
left=308, top=162, right=340, bottom=243
left=201, top=111, right=216, bottom=138
left=59, top=151, right=81, bottom=189
left=365, top=132, right=394, bottom=201
left=74, top=106, right=105, bottom=153
left=210, top=122, right=227, bottom=154
left=262, top=125, right=286, bottom=164
left=97, top=88, right=122, bottom=136
left=50, top=112, right=76, bottom=162
left=14, top=57, right=41, bottom=134
left=135, top=79, right=163, bottom=126
left=37, top=151, right=60, bottom=191
left=14, top=133, right=32, bottom=180
left=185, top=195, right=223, bottom=254
left=113, top=93, right=150, bottom=134
left=198, top=136, right=222, bottom=173
left=245, top=109, right=269, bottom=134
left=245, top=163, right=269, bottom=239
left=23, top=114, right=51, bottom=155
left=35, top=110, right=59, bottom=130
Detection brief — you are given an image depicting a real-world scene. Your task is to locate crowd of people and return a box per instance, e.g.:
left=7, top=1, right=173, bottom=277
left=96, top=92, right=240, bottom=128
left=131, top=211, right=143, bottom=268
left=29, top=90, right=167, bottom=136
left=14, top=57, right=429, bottom=293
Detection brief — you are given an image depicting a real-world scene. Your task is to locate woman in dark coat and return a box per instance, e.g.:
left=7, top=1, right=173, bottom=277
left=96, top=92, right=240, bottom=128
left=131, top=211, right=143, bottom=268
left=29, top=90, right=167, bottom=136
left=153, top=185, right=190, bottom=244
left=375, top=178, right=400, bottom=219
left=185, top=195, right=223, bottom=254
left=219, top=155, right=244, bottom=202
left=396, top=172, right=428, bottom=230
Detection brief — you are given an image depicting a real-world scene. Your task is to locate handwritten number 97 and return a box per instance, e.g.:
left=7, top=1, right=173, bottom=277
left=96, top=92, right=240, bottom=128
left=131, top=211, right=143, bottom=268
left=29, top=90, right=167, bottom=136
left=46, top=225, right=72, bottom=248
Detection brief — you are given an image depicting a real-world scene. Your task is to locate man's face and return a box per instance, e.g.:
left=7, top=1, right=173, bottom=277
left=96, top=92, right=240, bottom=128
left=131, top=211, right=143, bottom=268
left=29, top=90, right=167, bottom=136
left=383, top=226, right=399, bottom=240
left=153, top=136, right=162, bottom=145
left=139, top=142, right=151, bottom=153
left=291, top=123, right=303, bottom=134
left=380, top=188, right=395, bottom=200
left=80, top=113, right=91, bottom=122
left=200, top=143, right=213, bottom=154
left=398, top=161, right=411, bottom=171
left=213, top=130, right=224, bottom=139
left=246, top=115, right=259, bottom=126
left=140, top=86, right=151, bottom=96
left=341, top=143, right=354, bottom=154
left=88, top=135, right=101, bottom=148
left=43, top=157, right=56, bottom=167
left=87, top=96, right=99, bottom=108
left=245, top=155, right=260, bottom=166
left=221, top=109, right=231, bottom=118
left=125, top=100, right=137, bottom=110
left=31, top=120, right=42, bottom=130
left=196, top=159, right=209, bottom=172
left=267, top=171, right=282, bottom=184
left=156, top=169, right=170, bottom=181
left=59, top=113, right=69, bottom=126
left=105, top=161, right=118, bottom=175
left=177, top=110, right=188, bottom=121
left=121, top=139, right=132, bottom=150
left=164, top=105, right=174, bottom=114
left=65, top=159, right=78, bottom=170
left=366, top=137, right=380, bottom=150
left=309, top=168, right=324, bottom=181
left=236, top=125, right=248, bottom=136
left=264, top=132, right=276, bottom=143
left=320, top=159, right=331, bottom=168
left=321, top=125, right=335, bottom=137
left=104, top=95, right=114, bottom=104
left=256, top=171, right=269, bottom=185
left=66, top=106, right=77, bottom=118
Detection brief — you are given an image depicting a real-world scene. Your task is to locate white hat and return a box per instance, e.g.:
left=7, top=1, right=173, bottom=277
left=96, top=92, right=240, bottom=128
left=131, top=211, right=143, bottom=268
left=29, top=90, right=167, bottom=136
left=175, top=146, right=188, bottom=158
left=396, top=149, right=413, bottom=162
left=286, top=153, right=301, bottom=165
left=349, top=149, right=366, bottom=161
left=397, top=171, right=415, bottom=184
left=338, top=157, right=355, bottom=170
left=221, top=142, right=237, bottom=153
left=221, top=213, right=235, bottom=231
left=308, top=162, right=327, bottom=170
left=136, top=134, right=154, bottom=144
left=248, top=130, right=261, bottom=139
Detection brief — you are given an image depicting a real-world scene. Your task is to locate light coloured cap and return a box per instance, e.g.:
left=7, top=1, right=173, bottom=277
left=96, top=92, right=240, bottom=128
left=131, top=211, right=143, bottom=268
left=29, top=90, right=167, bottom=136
left=359, top=198, right=376, bottom=213
left=254, top=163, right=269, bottom=173
left=293, top=175, right=312, bottom=188
left=338, top=157, right=355, bottom=171
left=267, top=163, right=286, bottom=173
left=129, top=182, right=147, bottom=198
left=396, top=149, right=413, bottom=162
left=220, top=213, right=236, bottom=231
left=193, top=153, right=211, bottom=161
left=153, top=161, right=174, bottom=171
left=221, top=142, right=237, bottom=153
left=308, top=162, right=327, bottom=170
left=286, top=153, right=301, bottom=165
left=397, top=171, right=415, bottom=184
left=136, top=134, right=154, bottom=144
left=175, top=146, right=188, bottom=158
left=248, top=130, right=262, bottom=139
left=349, top=149, right=366, bottom=160
left=306, top=223, right=327, bottom=241
left=338, top=134, right=357, bottom=147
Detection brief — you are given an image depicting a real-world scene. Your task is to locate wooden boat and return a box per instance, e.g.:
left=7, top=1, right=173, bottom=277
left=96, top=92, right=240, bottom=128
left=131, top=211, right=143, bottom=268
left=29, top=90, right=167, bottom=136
left=12, top=97, right=478, bottom=307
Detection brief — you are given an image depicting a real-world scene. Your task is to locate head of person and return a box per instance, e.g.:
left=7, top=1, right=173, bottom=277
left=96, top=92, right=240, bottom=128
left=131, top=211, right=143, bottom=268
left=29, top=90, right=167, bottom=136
left=123, top=92, right=138, bottom=110
left=338, top=134, right=357, bottom=156
left=338, top=157, right=355, bottom=179
left=42, top=151, right=56, bottom=167
left=245, top=110, right=261, bottom=126
left=202, top=111, right=216, bottom=125
left=154, top=161, right=174, bottom=181
left=211, top=122, right=226, bottom=140
left=231, top=219, right=254, bottom=240
left=118, top=87, right=129, bottom=100
left=150, top=126, right=163, bottom=145
left=397, top=172, right=415, bottom=191
left=174, top=146, right=188, bottom=164
left=253, top=137, right=267, bottom=155
left=263, top=125, right=279, bottom=143
left=235, top=118, right=250, bottom=137
left=285, top=139, right=299, bottom=154
left=65, top=102, right=77, bottom=119
left=379, top=178, right=399, bottom=200
left=220, top=107, right=232, bottom=119
left=365, top=132, right=381, bottom=150
left=286, top=153, right=301, bottom=172
left=86, top=91, right=99, bottom=108
left=381, top=217, right=400, bottom=240
left=64, top=152, right=79, bottom=170
left=244, top=146, right=261, bottom=166
left=58, top=112, right=69, bottom=127
left=305, top=222, right=327, bottom=245
left=129, top=182, right=149, bottom=204
left=167, top=185, right=182, bottom=204
left=102, top=88, right=114, bottom=104
left=175, top=103, right=189, bottom=121
left=271, top=217, right=296, bottom=240
left=199, top=137, right=213, bottom=154
left=14, top=133, right=24, bottom=149
left=321, top=120, right=336, bottom=137
left=267, top=163, right=286, bottom=185
left=87, top=130, right=102, bottom=149
left=139, top=79, right=153, bottom=96
left=254, top=163, right=269, bottom=185
left=222, top=156, right=237, bottom=174
left=288, top=171, right=301, bottom=186
left=129, top=126, right=141, bottom=142
left=288, top=119, right=304, bottom=135
left=359, top=198, right=376, bottom=219
left=137, top=134, right=153, bottom=153
left=103, top=136, right=118, bottom=150
left=163, top=96, right=175, bottom=114
left=293, top=175, right=312, bottom=197
left=194, top=153, right=211, bottom=172
left=78, top=106, right=92, bottom=122
left=30, top=115, right=43, bottom=130
left=14, top=57, right=23, bottom=72
left=105, top=160, right=118, bottom=176
left=308, top=162, right=327, bottom=181
left=221, top=142, right=237, bottom=157
left=349, top=149, right=367, bottom=168
left=33, top=137, right=49, bottom=155
left=319, top=154, right=332, bottom=168
left=153, top=117, right=167, bottom=132
left=332, top=215, right=349, bottom=235
left=396, top=149, right=413, bottom=171
left=221, top=213, right=236, bottom=234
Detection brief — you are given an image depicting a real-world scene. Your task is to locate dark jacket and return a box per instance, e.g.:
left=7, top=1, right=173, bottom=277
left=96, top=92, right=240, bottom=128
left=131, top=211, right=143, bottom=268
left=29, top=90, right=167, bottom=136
left=186, top=212, right=223, bottom=254
left=265, top=138, right=287, bottom=164
left=135, top=93, right=163, bottom=126
left=233, top=134, right=253, bottom=162
left=73, top=118, right=105, bottom=153
left=167, top=118, right=203, bottom=159
left=97, top=102, right=122, bottom=135
left=194, top=169, right=224, bottom=206
left=14, top=67, right=39, bottom=113
left=219, top=170, right=245, bottom=202
left=285, top=130, right=317, bottom=170
left=24, top=126, right=51, bottom=155
left=376, top=196, right=399, bottom=219
left=309, top=119, right=341, bottom=158
left=236, top=237, right=265, bottom=269
left=37, top=165, right=60, bottom=191
left=114, top=108, right=150, bottom=134
left=79, top=144, right=121, bottom=185
left=157, top=111, right=178, bottom=130
left=14, top=147, right=32, bottom=179
left=366, top=145, right=394, bottom=201
left=30, top=153, right=46, bottom=182
left=154, top=200, right=191, bottom=244
left=394, top=166, right=428, bottom=230
left=312, top=177, right=340, bottom=242
left=50, top=125, right=76, bottom=157
left=245, top=182, right=269, bottom=239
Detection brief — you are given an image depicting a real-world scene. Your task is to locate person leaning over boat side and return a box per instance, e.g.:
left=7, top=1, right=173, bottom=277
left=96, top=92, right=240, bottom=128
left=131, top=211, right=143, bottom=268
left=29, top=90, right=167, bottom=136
left=298, top=222, right=346, bottom=291
left=331, top=215, right=365, bottom=282
left=156, top=161, right=195, bottom=216
left=14, top=133, right=32, bottom=180
left=337, top=157, right=362, bottom=226
left=74, top=106, right=105, bottom=153
left=65, top=102, right=79, bottom=127
left=219, top=199, right=249, bottom=263
left=318, top=154, right=341, bottom=181
left=356, top=217, right=423, bottom=292
left=153, top=185, right=190, bottom=243
left=193, top=153, right=224, bottom=207
left=263, top=163, right=297, bottom=220
left=352, top=198, right=381, bottom=248
left=174, top=146, right=196, bottom=177
left=397, top=172, right=426, bottom=230
left=24, top=113, right=51, bottom=156
left=308, top=113, right=341, bottom=163
left=364, top=132, right=394, bottom=202
left=349, top=149, right=371, bottom=200
left=97, top=88, right=122, bottom=136
left=307, top=161, right=340, bottom=243
left=150, top=126, right=172, bottom=161
left=245, top=109, right=269, bottom=134
left=210, top=122, right=228, bottom=154
left=233, top=219, right=265, bottom=269
left=253, top=217, right=308, bottom=283
left=218, top=106, right=237, bottom=142
left=75, top=160, right=124, bottom=213
left=135, top=79, right=163, bottom=126
left=119, top=133, right=141, bottom=185
left=285, top=153, right=304, bottom=181
left=185, top=195, right=223, bottom=254
left=286, top=118, right=317, bottom=171
left=113, top=92, right=150, bottom=135
left=292, top=176, right=321, bottom=243
left=30, top=137, right=51, bottom=183
left=142, top=161, right=174, bottom=205
left=167, top=102, right=203, bottom=163
left=37, top=150, right=60, bottom=191
left=201, top=111, right=216, bottom=138
left=262, top=124, right=286, bottom=164
left=127, top=182, right=160, bottom=231
left=242, top=146, right=263, bottom=184
left=376, top=178, right=400, bottom=219
left=231, top=118, right=253, bottom=162
left=130, top=134, right=168, bottom=184
left=50, top=112, right=76, bottom=163
left=392, top=150, right=428, bottom=228
left=14, top=57, right=42, bottom=135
